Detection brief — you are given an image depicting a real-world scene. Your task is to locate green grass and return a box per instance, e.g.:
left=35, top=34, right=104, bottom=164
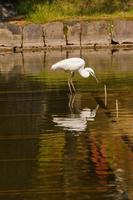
left=16, top=1, right=133, bottom=23
left=27, top=2, right=77, bottom=23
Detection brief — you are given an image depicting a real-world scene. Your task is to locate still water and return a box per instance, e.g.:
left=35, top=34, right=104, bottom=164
left=0, top=49, right=133, bottom=200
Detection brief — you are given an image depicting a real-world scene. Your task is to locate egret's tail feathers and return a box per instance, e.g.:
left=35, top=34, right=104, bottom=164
left=51, top=64, right=59, bottom=70
left=51, top=65, right=56, bottom=70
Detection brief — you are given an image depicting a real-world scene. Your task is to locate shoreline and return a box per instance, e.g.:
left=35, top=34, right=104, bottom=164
left=1, top=43, right=133, bottom=53
left=0, top=19, right=133, bottom=52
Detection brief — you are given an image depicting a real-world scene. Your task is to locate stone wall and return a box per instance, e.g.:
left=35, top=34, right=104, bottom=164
left=0, top=19, right=133, bottom=52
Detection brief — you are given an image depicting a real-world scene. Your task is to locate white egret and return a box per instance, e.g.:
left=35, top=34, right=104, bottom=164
left=51, top=57, right=98, bottom=93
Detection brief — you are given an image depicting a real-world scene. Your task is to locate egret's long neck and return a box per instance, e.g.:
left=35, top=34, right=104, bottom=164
left=78, top=68, right=90, bottom=78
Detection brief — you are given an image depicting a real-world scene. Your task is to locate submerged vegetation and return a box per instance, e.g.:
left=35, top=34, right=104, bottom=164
left=13, top=0, right=133, bottom=22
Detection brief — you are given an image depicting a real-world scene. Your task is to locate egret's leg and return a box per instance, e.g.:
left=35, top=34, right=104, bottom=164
left=68, top=80, right=73, bottom=94
left=71, top=93, right=76, bottom=108
left=70, top=72, right=76, bottom=93
left=67, top=93, right=76, bottom=111
left=70, top=80, right=76, bottom=92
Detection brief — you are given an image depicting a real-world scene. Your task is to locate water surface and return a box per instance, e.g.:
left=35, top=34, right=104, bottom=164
left=0, top=49, right=133, bottom=200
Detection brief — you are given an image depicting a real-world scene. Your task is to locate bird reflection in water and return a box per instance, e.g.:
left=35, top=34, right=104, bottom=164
left=53, top=93, right=99, bottom=132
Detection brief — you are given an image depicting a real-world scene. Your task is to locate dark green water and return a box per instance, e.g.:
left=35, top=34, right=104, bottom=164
left=0, top=49, right=133, bottom=200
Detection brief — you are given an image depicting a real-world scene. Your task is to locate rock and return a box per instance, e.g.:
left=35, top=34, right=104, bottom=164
left=43, top=22, right=65, bottom=46
left=6, top=23, right=22, bottom=47
left=81, top=21, right=110, bottom=45
left=0, top=23, right=22, bottom=48
left=112, top=20, right=133, bottom=44
left=0, top=20, right=132, bottom=50
left=64, top=21, right=81, bottom=45
left=0, top=3, right=17, bottom=21
left=23, top=24, right=44, bottom=48
left=0, top=23, right=13, bottom=47
left=0, top=28, right=13, bottom=47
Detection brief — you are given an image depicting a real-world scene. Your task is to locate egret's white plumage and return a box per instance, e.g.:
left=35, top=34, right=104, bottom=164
left=51, top=57, right=98, bottom=93
left=51, top=57, right=85, bottom=71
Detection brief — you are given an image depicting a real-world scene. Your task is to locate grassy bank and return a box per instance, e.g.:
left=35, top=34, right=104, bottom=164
left=16, top=0, right=133, bottom=23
